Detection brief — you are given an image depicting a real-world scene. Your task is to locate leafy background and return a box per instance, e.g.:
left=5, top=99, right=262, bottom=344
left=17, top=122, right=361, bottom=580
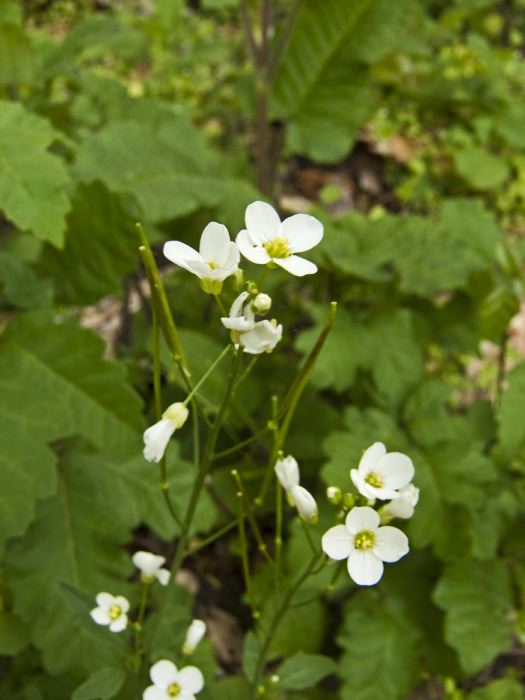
left=2, top=0, right=525, bottom=699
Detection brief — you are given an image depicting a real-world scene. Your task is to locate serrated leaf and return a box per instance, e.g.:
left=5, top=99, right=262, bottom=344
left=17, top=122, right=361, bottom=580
left=0, top=313, right=143, bottom=548
left=433, top=559, right=513, bottom=674
left=0, top=22, right=33, bottom=86
left=338, top=593, right=419, bottom=700
left=278, top=652, right=337, bottom=690
left=72, top=667, right=127, bottom=700
left=0, top=101, right=70, bottom=246
left=272, top=0, right=420, bottom=161
left=39, top=182, right=139, bottom=304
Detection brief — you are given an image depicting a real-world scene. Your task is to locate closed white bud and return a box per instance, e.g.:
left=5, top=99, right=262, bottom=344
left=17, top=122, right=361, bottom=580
left=183, top=618, right=206, bottom=654
left=163, top=402, right=189, bottom=428
left=326, top=486, right=342, bottom=504
left=274, top=455, right=300, bottom=493
left=143, top=402, right=189, bottom=462
left=253, top=293, right=272, bottom=313
left=291, top=485, right=318, bottom=524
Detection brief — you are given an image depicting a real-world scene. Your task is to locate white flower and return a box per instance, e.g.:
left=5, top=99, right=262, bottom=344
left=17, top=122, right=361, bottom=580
left=322, top=506, right=409, bottom=586
left=274, top=455, right=300, bottom=494
left=236, top=201, right=323, bottom=276
left=183, top=619, right=206, bottom=655
left=240, top=319, right=282, bottom=354
left=132, top=551, right=171, bottom=586
left=380, top=484, right=420, bottom=521
left=253, top=293, right=272, bottom=313
left=90, top=593, right=129, bottom=633
left=143, top=402, right=189, bottom=463
left=291, top=485, right=318, bottom=523
left=144, top=660, right=204, bottom=700
left=221, top=291, right=256, bottom=332
left=164, top=222, right=240, bottom=294
left=350, top=442, right=414, bottom=501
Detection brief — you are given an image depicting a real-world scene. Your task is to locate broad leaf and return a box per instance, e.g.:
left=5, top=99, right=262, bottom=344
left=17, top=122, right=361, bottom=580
left=0, top=21, right=33, bottom=86
left=278, top=652, right=337, bottom=690
left=72, top=667, right=127, bottom=700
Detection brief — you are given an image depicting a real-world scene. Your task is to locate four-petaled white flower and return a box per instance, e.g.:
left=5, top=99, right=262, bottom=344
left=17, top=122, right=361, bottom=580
left=143, top=402, right=189, bottom=463
left=164, top=222, right=240, bottom=294
left=90, top=592, right=129, bottom=633
left=236, top=201, right=323, bottom=276
left=350, top=442, right=414, bottom=501
left=132, top=551, right=171, bottom=586
left=380, top=484, right=420, bottom=521
left=322, top=506, right=409, bottom=586
left=221, top=292, right=282, bottom=355
left=292, top=485, right=318, bottom=523
left=183, top=619, right=206, bottom=655
left=144, top=660, right=204, bottom=700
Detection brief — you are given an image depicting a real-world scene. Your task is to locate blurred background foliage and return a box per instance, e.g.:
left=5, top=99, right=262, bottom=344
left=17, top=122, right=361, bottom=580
left=2, top=0, right=525, bottom=698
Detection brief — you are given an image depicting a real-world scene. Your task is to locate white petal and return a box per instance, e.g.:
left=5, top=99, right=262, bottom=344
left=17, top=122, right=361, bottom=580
left=90, top=607, right=110, bottom=626
left=199, top=222, right=231, bottom=265
left=245, top=201, right=281, bottom=244
left=133, top=551, right=166, bottom=576
left=345, top=506, right=380, bottom=534
left=156, top=568, right=171, bottom=586
left=274, top=455, right=300, bottom=492
left=223, top=242, right=241, bottom=271
left=236, top=230, right=271, bottom=264
left=113, top=596, right=130, bottom=613
left=280, top=214, right=323, bottom=253
left=375, top=452, right=415, bottom=490
left=163, top=242, right=202, bottom=273
left=321, top=525, right=353, bottom=560
left=143, top=418, right=176, bottom=463
left=291, top=485, right=318, bottom=522
left=221, top=316, right=256, bottom=332
left=143, top=686, right=167, bottom=700
left=109, top=614, right=128, bottom=632
left=183, top=619, right=206, bottom=653
left=178, top=666, right=204, bottom=693
left=350, top=469, right=377, bottom=500
left=357, top=442, right=386, bottom=475
left=348, top=550, right=384, bottom=586
left=374, top=526, right=409, bottom=562
left=151, top=660, right=179, bottom=688
left=95, top=592, right=115, bottom=610
left=178, top=692, right=196, bottom=700
left=240, top=320, right=282, bottom=355
left=274, top=255, right=317, bottom=276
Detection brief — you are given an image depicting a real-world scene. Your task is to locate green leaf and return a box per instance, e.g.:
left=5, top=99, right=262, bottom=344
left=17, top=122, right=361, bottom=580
left=454, top=146, right=510, bottom=190
left=338, top=593, right=419, bottom=700
left=212, top=677, right=251, bottom=699
left=0, top=611, right=31, bottom=655
left=242, top=631, right=260, bottom=683
left=0, top=251, right=53, bottom=309
left=468, top=678, right=525, bottom=700
left=39, top=183, right=139, bottom=304
left=0, top=21, right=33, bottom=86
left=433, top=559, right=513, bottom=674
left=495, top=363, right=525, bottom=464
left=0, top=313, right=143, bottom=548
left=278, top=652, right=337, bottom=690
left=272, top=0, right=421, bottom=162
left=72, top=667, right=127, bottom=700
left=0, top=101, right=70, bottom=246
left=74, top=120, right=255, bottom=224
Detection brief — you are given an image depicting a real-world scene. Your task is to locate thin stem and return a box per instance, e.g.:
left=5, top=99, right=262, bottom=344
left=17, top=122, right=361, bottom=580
left=152, top=310, right=183, bottom=528
left=213, top=294, right=227, bottom=316
left=268, top=0, right=304, bottom=83
left=213, top=425, right=270, bottom=460
left=233, top=356, right=259, bottom=395
left=250, top=553, right=322, bottom=697
left=274, top=480, right=283, bottom=592
left=240, top=0, right=259, bottom=66
left=184, top=345, right=231, bottom=406
left=300, top=518, right=317, bottom=556
left=186, top=519, right=239, bottom=555
left=232, top=470, right=274, bottom=565
left=236, top=487, right=258, bottom=617
left=132, top=582, right=150, bottom=668
left=495, top=330, right=508, bottom=407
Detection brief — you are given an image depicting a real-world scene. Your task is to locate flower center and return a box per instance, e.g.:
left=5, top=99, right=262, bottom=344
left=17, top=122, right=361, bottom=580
left=354, top=530, right=375, bottom=550
left=208, top=260, right=219, bottom=270
left=264, top=237, right=291, bottom=259
left=364, top=472, right=383, bottom=488
left=108, top=604, right=122, bottom=621
left=167, top=683, right=181, bottom=697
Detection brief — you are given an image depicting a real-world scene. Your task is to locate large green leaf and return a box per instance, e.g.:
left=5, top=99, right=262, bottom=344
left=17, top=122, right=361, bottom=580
left=0, top=21, right=33, bottom=86
left=494, top=363, right=525, bottom=464
left=40, top=182, right=139, bottom=304
left=271, top=0, right=421, bottom=161
left=433, top=559, right=513, bottom=674
left=0, top=313, right=143, bottom=548
left=278, top=652, right=337, bottom=690
left=0, top=101, right=70, bottom=246
left=0, top=251, right=54, bottom=309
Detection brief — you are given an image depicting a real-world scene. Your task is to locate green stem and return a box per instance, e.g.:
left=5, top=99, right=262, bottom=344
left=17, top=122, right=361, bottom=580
left=274, top=480, right=283, bottom=592
left=300, top=517, right=317, bottom=556
left=236, top=485, right=258, bottom=617
left=232, top=470, right=273, bottom=565
left=186, top=519, right=239, bottom=555
left=132, top=582, right=150, bottom=669
left=183, top=345, right=231, bottom=406
left=250, top=553, right=322, bottom=696
left=214, top=294, right=227, bottom=316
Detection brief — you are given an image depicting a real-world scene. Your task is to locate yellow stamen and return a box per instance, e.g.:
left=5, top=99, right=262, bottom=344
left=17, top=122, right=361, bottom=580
left=354, top=530, right=375, bottom=550
left=108, top=604, right=122, bottom=621
left=208, top=260, right=219, bottom=270
left=264, top=237, right=291, bottom=259
left=168, top=683, right=181, bottom=697
left=365, top=472, right=383, bottom=488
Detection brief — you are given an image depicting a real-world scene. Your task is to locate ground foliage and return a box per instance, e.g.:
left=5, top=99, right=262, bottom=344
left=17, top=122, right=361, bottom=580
left=1, top=0, right=525, bottom=699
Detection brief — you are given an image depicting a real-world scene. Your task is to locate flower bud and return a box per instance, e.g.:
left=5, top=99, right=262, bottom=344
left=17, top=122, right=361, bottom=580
left=183, top=619, right=206, bottom=655
left=163, top=402, right=189, bottom=429
left=342, top=492, right=356, bottom=509
left=380, top=484, right=419, bottom=521
left=253, top=293, right=272, bottom=313
left=291, top=485, right=318, bottom=524
left=274, top=455, right=300, bottom=493
left=326, top=486, right=342, bottom=504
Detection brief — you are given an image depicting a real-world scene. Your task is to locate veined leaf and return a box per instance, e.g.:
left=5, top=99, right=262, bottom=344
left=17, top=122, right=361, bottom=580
left=0, top=101, right=70, bottom=247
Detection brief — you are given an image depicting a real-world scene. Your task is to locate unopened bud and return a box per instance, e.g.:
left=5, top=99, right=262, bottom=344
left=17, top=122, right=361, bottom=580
left=342, top=492, right=356, bottom=509
left=182, top=619, right=206, bottom=655
left=253, top=293, right=272, bottom=313
left=163, top=402, right=189, bottom=428
left=326, top=486, right=342, bottom=504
